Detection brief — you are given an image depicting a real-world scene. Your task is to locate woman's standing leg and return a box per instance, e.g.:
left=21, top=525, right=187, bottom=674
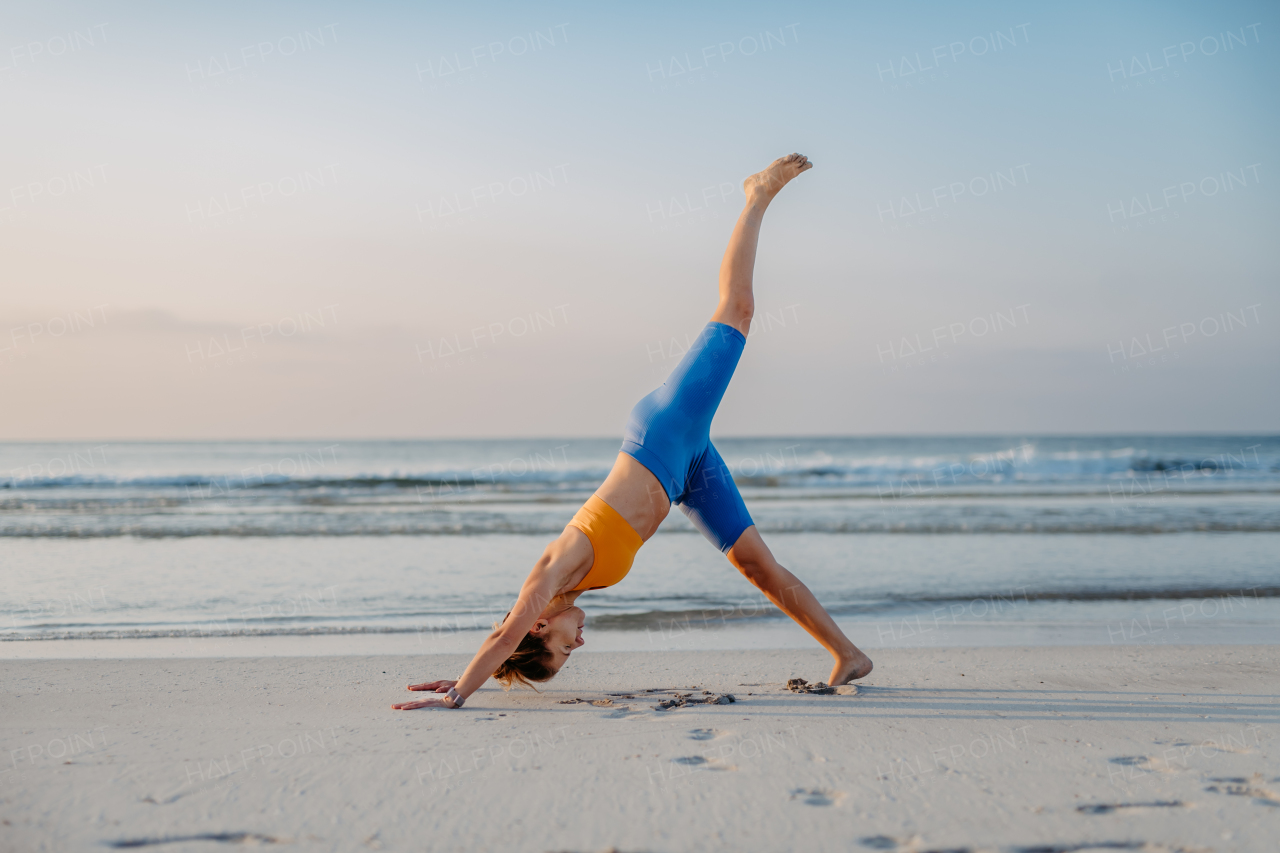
left=727, top=528, right=874, bottom=684
left=710, top=153, right=812, bottom=336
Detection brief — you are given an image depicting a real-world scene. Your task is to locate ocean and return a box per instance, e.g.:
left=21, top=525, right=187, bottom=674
left=3, top=436, right=1278, bottom=654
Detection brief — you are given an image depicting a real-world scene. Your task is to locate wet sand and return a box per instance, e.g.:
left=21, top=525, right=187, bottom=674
left=1, top=645, right=1277, bottom=852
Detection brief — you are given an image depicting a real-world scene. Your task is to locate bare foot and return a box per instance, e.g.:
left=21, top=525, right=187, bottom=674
left=828, top=648, right=873, bottom=685
left=744, top=152, right=813, bottom=204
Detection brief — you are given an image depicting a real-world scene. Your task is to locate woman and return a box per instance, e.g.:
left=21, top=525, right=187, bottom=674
left=393, top=153, right=872, bottom=711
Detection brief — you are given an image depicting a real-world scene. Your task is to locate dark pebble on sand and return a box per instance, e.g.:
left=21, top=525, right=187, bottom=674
left=787, top=678, right=836, bottom=695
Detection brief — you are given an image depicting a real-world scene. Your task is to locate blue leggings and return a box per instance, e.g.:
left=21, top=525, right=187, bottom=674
left=621, top=322, right=754, bottom=553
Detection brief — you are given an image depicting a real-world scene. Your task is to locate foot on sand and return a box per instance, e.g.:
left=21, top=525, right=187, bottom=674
left=829, top=649, right=874, bottom=685
left=743, top=152, right=812, bottom=203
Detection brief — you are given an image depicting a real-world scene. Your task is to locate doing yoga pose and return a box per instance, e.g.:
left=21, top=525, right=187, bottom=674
left=393, top=153, right=873, bottom=711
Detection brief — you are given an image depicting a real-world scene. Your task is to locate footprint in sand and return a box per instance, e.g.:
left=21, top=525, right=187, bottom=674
left=790, top=787, right=843, bottom=806
left=105, top=833, right=283, bottom=848
left=139, top=794, right=184, bottom=806
left=1107, top=755, right=1182, bottom=775
left=859, top=837, right=1189, bottom=853
left=862, top=835, right=1151, bottom=853
left=1204, top=780, right=1280, bottom=805
left=670, top=755, right=733, bottom=772
left=859, top=835, right=959, bottom=851
left=556, top=697, right=623, bottom=708
left=688, top=728, right=723, bottom=741
left=1076, top=801, right=1184, bottom=814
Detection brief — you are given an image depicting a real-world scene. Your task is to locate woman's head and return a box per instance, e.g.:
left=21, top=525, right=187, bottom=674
left=493, top=602, right=585, bottom=689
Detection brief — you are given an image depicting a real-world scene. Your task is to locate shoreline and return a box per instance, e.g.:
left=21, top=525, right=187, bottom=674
left=4, top=610, right=1280, bottom=658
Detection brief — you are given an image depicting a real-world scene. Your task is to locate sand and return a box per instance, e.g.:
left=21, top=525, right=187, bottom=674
left=2, top=645, right=1277, bottom=852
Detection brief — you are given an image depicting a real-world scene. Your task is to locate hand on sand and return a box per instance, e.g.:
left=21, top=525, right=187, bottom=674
left=391, top=696, right=451, bottom=710
left=392, top=679, right=459, bottom=710
left=406, top=679, right=457, bottom=693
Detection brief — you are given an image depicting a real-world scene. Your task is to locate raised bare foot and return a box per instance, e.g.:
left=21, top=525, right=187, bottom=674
left=828, top=647, right=873, bottom=685
left=744, top=152, right=813, bottom=204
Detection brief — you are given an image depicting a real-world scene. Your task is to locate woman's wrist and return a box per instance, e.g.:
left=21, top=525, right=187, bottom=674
left=445, top=687, right=465, bottom=708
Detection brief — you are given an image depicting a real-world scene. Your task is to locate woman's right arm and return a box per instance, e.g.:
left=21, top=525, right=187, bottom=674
left=392, top=530, right=590, bottom=710
left=391, top=582, right=553, bottom=710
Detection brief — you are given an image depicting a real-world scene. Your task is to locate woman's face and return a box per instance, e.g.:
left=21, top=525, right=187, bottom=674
left=533, top=604, right=585, bottom=672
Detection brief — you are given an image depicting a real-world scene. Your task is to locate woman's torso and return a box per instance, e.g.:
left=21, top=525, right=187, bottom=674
left=594, top=452, right=671, bottom=540
left=556, top=453, right=670, bottom=593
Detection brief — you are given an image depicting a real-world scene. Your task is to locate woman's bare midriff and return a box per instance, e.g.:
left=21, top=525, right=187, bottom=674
left=594, top=452, right=671, bottom=540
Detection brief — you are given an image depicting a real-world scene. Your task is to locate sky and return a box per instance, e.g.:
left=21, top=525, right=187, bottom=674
left=1, top=0, right=1276, bottom=439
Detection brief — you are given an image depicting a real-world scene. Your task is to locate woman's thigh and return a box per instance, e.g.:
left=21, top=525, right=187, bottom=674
left=676, top=442, right=754, bottom=554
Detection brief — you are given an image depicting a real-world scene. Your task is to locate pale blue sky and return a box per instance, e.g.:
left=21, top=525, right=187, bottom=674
left=1, top=0, right=1276, bottom=438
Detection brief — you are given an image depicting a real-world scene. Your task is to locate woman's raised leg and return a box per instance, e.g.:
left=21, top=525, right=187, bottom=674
left=710, top=153, right=812, bottom=336
left=710, top=154, right=872, bottom=683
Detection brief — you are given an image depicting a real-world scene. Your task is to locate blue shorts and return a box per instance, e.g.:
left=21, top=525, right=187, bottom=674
left=621, top=322, right=755, bottom=553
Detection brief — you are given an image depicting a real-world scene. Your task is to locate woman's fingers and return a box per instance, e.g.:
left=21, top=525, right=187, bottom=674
left=406, top=680, right=458, bottom=694
left=392, top=697, right=444, bottom=710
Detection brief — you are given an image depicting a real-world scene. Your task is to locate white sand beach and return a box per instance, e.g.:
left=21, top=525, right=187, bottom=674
left=2, top=644, right=1277, bottom=852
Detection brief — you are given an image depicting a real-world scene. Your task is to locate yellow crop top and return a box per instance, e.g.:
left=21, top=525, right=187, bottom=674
left=567, top=494, right=644, bottom=591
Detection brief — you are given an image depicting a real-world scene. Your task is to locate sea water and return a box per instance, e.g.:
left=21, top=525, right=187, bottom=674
left=2, top=436, right=1277, bottom=654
